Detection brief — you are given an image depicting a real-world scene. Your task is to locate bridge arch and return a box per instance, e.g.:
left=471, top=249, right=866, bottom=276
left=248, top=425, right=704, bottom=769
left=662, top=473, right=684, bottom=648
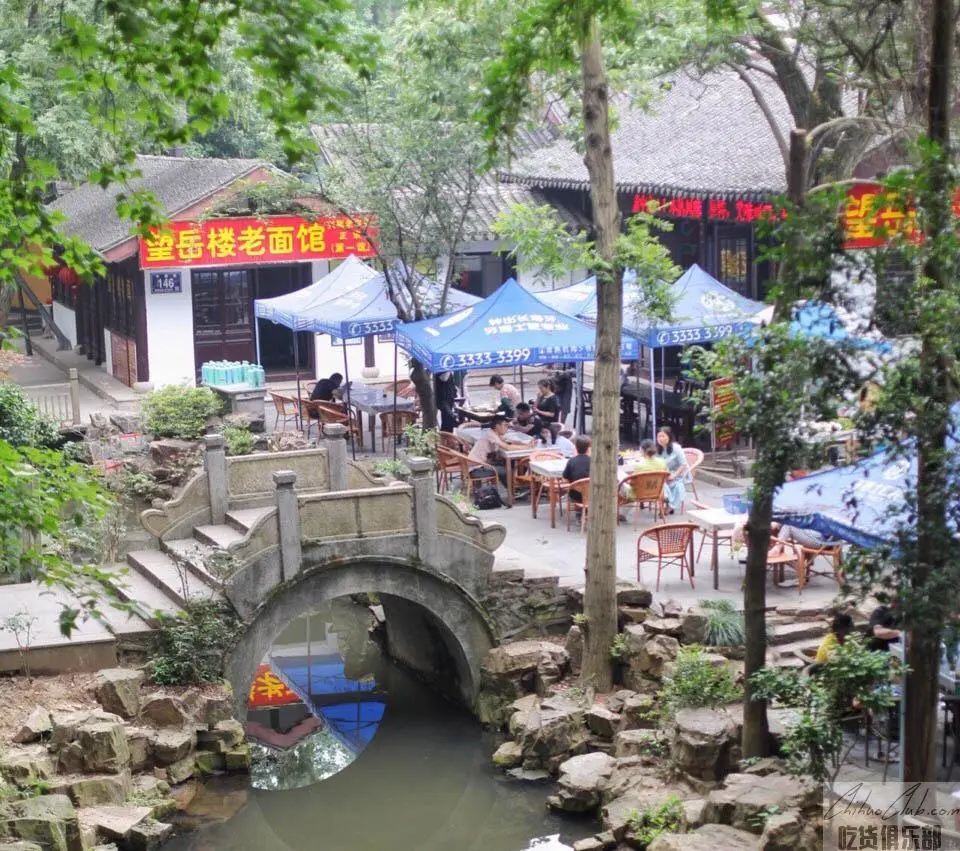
left=225, top=556, right=497, bottom=714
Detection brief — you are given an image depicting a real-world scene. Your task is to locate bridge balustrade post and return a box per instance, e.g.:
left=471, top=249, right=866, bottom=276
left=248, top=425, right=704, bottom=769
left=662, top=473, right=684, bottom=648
left=321, top=423, right=348, bottom=491
left=274, top=470, right=302, bottom=582
left=68, top=368, right=81, bottom=425
left=203, top=434, right=228, bottom=525
left=406, top=456, right=439, bottom=566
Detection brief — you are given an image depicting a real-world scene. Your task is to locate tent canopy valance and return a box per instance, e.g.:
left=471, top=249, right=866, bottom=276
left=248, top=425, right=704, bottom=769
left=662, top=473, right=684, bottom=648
left=253, top=255, right=376, bottom=330
left=395, top=277, right=638, bottom=372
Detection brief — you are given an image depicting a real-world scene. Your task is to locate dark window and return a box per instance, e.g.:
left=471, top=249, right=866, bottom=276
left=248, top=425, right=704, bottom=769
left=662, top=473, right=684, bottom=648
left=718, top=235, right=749, bottom=294
left=104, top=265, right=135, bottom=337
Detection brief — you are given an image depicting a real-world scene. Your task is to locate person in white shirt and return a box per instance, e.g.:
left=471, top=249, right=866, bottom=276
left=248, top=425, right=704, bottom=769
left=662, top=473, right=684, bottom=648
left=538, top=424, right=577, bottom=458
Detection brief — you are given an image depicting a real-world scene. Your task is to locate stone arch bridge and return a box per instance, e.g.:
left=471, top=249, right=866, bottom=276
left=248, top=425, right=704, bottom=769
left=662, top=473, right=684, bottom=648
left=122, top=425, right=575, bottom=712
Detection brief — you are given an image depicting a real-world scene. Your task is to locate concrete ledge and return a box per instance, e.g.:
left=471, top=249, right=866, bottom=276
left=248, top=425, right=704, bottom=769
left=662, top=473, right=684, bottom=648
left=31, top=335, right=142, bottom=409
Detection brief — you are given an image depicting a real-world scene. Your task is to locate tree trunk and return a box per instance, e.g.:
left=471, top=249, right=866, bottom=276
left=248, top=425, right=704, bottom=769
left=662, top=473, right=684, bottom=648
left=579, top=21, right=622, bottom=692
left=905, top=0, right=953, bottom=783
left=741, top=490, right=772, bottom=758
left=410, top=359, right=437, bottom=430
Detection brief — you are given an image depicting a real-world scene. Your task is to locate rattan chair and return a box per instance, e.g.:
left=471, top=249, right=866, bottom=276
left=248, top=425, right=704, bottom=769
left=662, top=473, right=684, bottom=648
left=564, top=477, right=591, bottom=533
left=682, top=447, right=704, bottom=499
left=436, top=445, right=497, bottom=499
left=636, top=522, right=698, bottom=590
left=379, top=410, right=419, bottom=445
left=269, top=392, right=298, bottom=431
left=618, top=470, right=669, bottom=525
left=438, top=431, right=471, bottom=454
left=312, top=401, right=363, bottom=447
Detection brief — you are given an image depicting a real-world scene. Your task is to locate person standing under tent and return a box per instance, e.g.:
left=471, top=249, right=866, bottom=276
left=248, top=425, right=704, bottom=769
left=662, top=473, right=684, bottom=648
left=532, top=378, right=561, bottom=426
left=435, top=371, right=459, bottom=433
left=551, top=364, right=575, bottom=426
left=656, top=426, right=690, bottom=514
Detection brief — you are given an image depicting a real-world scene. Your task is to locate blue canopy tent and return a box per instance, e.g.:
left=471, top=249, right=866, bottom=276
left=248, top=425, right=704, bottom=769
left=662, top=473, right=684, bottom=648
left=789, top=301, right=893, bottom=353
left=773, top=404, right=960, bottom=549
left=395, top=278, right=639, bottom=378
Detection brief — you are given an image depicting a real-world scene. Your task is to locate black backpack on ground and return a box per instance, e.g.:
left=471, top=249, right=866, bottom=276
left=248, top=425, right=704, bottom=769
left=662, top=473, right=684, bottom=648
left=473, top=484, right=504, bottom=510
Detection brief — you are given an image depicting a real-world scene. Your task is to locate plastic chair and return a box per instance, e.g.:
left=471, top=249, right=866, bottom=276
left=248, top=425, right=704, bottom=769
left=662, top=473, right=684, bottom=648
left=379, top=410, right=419, bottom=444
left=436, top=446, right=497, bottom=499
left=618, top=470, right=669, bottom=525
left=682, top=447, right=704, bottom=499
left=564, top=478, right=591, bottom=533
left=636, top=522, right=698, bottom=591
left=269, top=392, right=298, bottom=431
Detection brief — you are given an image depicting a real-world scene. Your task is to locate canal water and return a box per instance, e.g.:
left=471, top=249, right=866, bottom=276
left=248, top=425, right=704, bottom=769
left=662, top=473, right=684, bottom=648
left=166, top=603, right=594, bottom=851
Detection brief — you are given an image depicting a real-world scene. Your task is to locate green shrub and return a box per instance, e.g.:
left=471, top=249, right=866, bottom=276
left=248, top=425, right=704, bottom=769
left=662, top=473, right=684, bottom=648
left=610, top=632, right=628, bottom=659
left=699, top=599, right=746, bottom=646
left=371, top=459, right=408, bottom=477
left=0, top=382, right=61, bottom=448
left=402, top=424, right=437, bottom=458
left=223, top=424, right=255, bottom=456
left=148, top=599, right=242, bottom=685
left=626, top=795, right=684, bottom=847
left=141, top=385, right=222, bottom=440
left=658, top=645, right=741, bottom=720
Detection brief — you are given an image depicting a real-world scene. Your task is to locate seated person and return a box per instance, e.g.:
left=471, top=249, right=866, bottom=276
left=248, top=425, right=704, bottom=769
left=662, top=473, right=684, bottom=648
left=815, top=613, right=854, bottom=664
left=627, top=439, right=667, bottom=473
left=775, top=522, right=830, bottom=550
left=512, top=403, right=541, bottom=435
left=537, top=423, right=576, bottom=458
left=867, top=600, right=902, bottom=653
left=490, top=375, right=521, bottom=417
left=466, top=415, right=528, bottom=486
left=562, top=436, right=592, bottom=503
left=310, top=372, right=343, bottom=403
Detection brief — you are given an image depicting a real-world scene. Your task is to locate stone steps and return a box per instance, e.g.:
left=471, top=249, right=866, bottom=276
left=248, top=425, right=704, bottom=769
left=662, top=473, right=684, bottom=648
left=125, top=549, right=217, bottom=608
left=99, top=563, right=184, bottom=624
left=160, top=538, right=225, bottom=588
left=193, top=523, right=246, bottom=549
left=225, top=506, right=274, bottom=534
left=768, top=621, right=827, bottom=646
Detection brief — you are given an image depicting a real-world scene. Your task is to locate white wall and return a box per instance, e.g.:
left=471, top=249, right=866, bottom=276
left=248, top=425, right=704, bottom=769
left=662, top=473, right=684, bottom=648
left=517, top=259, right=588, bottom=293
left=313, top=334, right=400, bottom=384
left=52, top=302, right=78, bottom=348
left=144, top=268, right=197, bottom=387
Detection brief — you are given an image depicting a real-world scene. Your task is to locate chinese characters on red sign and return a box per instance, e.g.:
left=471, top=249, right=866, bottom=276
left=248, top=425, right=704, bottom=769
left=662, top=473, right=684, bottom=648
left=247, top=664, right=300, bottom=708
left=631, top=193, right=778, bottom=223
left=139, top=215, right=378, bottom=269
left=710, top=377, right=738, bottom=450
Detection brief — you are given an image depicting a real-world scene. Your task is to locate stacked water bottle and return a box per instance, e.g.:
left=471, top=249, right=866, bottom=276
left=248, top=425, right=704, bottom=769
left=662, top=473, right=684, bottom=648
left=201, top=361, right=266, bottom=388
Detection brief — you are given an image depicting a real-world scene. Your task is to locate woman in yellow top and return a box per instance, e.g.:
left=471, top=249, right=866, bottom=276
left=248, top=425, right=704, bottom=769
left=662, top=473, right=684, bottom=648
left=815, top=613, right=854, bottom=664
left=627, top=439, right=667, bottom=473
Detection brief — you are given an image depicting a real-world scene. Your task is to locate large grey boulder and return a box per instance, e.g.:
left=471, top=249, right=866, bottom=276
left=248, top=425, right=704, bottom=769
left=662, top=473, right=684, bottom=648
left=139, top=694, right=190, bottom=728
left=564, top=626, right=584, bottom=677
left=0, top=746, right=54, bottom=787
left=193, top=693, right=235, bottom=729
left=95, top=669, right=144, bottom=719
left=680, top=608, right=709, bottom=645
left=3, top=794, right=83, bottom=851
left=702, top=773, right=820, bottom=833
left=149, top=729, right=196, bottom=767
left=647, top=824, right=759, bottom=850
left=548, top=753, right=616, bottom=812
left=637, top=635, right=680, bottom=677
left=641, top=617, right=684, bottom=639
left=50, top=772, right=132, bottom=808
left=671, top=708, right=739, bottom=784
left=585, top=706, right=621, bottom=739
left=76, top=719, right=131, bottom=775
left=512, top=701, right=589, bottom=773
left=601, top=786, right=684, bottom=844
left=77, top=805, right=151, bottom=846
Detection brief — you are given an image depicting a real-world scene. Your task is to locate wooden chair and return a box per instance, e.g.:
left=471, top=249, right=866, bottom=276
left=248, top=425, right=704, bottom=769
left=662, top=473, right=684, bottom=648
left=766, top=540, right=804, bottom=591
left=269, top=392, right=298, bottom=431
left=435, top=446, right=497, bottom=499
left=682, top=447, right=704, bottom=499
left=438, top=431, right=471, bottom=454
left=379, top=410, right=419, bottom=445
left=793, top=539, right=845, bottom=587
left=564, top=478, right=591, bottom=533
left=618, top=470, right=669, bottom=525
left=313, top=401, right=363, bottom=447
left=636, top=522, right=698, bottom=591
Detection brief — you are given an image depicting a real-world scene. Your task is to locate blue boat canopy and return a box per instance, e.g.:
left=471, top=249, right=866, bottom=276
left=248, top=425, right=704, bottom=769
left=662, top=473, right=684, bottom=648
left=395, top=277, right=638, bottom=372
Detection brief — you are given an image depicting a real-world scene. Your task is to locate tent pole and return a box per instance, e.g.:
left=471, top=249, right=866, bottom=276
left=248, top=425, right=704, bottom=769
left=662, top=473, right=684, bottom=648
left=294, top=332, right=303, bottom=432
left=635, top=354, right=641, bottom=445
left=255, top=317, right=262, bottom=366
left=661, top=347, right=666, bottom=405
left=392, top=339, right=399, bottom=462
left=342, top=338, right=356, bottom=461
left=650, top=354, right=657, bottom=438
left=519, top=365, right=525, bottom=403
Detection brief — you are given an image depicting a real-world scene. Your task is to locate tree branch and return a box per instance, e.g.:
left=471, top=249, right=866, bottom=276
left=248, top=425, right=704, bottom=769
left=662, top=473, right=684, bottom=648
left=729, top=63, right=790, bottom=168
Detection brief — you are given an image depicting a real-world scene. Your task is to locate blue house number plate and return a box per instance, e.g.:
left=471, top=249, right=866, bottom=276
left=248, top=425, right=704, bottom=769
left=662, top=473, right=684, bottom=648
left=150, top=272, right=182, bottom=294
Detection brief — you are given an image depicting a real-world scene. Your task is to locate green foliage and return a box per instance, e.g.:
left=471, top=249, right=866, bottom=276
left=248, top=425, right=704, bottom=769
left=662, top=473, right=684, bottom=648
left=141, top=386, right=222, bottom=440
left=0, top=383, right=61, bottom=448
left=402, top=424, right=438, bottom=459
left=699, top=599, right=746, bottom=646
left=750, top=634, right=898, bottom=782
left=371, top=459, right=408, bottom=477
left=223, top=424, right=256, bottom=456
left=148, top=600, right=243, bottom=686
left=107, top=467, right=165, bottom=502
left=658, top=645, right=741, bottom=720
left=0, top=610, right=37, bottom=679
left=204, top=178, right=320, bottom=219
left=494, top=205, right=595, bottom=286
left=626, top=795, right=684, bottom=847
left=610, top=632, right=628, bottom=659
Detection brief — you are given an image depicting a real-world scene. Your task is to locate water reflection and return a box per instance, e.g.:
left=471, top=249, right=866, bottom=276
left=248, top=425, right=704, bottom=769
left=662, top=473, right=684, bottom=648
left=247, top=605, right=386, bottom=790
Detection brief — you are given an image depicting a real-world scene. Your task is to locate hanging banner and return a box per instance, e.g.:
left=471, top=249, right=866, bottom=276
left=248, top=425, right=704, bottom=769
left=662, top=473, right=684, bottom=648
left=139, top=215, right=378, bottom=269
left=710, top=377, right=738, bottom=450
left=247, top=664, right=300, bottom=708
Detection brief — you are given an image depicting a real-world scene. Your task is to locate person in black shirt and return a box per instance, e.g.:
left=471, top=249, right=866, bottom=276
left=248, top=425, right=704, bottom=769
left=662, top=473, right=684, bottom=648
left=867, top=603, right=902, bottom=653
left=511, top=403, right=540, bottom=436
left=562, top=436, right=592, bottom=503
left=532, top=378, right=560, bottom=426
left=551, top=364, right=575, bottom=425
left=435, top=371, right=459, bottom=433
left=310, top=372, right=343, bottom=403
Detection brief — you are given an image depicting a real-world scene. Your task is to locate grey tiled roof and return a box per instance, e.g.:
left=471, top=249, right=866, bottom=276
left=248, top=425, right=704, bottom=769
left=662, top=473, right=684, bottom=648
left=313, top=124, right=581, bottom=241
left=501, top=68, right=794, bottom=200
left=49, top=154, right=264, bottom=252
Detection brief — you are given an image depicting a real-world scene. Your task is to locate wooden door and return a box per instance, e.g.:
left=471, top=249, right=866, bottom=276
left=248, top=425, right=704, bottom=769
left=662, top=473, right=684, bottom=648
left=192, top=269, right=254, bottom=377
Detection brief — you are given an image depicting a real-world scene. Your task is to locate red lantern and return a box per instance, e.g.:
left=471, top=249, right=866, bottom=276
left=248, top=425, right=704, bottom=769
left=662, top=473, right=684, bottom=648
left=57, top=266, right=80, bottom=287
